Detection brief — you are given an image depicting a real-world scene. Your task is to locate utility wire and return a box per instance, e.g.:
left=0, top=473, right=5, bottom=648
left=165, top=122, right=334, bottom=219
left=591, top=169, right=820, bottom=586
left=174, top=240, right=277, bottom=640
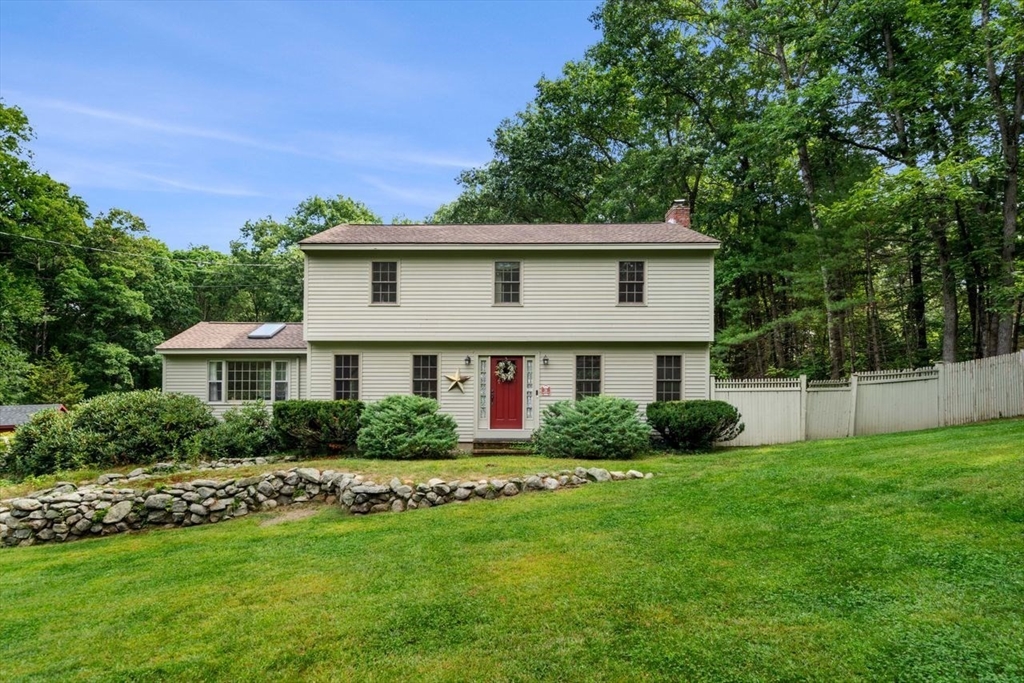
left=0, top=230, right=295, bottom=268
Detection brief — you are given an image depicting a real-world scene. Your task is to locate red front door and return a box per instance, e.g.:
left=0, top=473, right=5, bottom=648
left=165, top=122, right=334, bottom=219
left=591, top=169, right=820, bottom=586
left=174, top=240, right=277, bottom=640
left=490, top=356, right=524, bottom=429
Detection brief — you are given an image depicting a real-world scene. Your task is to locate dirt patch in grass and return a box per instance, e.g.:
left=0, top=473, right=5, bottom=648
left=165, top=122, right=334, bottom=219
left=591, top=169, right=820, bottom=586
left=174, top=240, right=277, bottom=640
left=259, top=506, right=323, bottom=527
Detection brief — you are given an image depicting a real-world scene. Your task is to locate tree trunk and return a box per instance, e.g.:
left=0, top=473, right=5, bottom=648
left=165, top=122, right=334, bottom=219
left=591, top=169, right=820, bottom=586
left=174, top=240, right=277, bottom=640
left=909, top=239, right=928, bottom=367
left=934, top=221, right=958, bottom=362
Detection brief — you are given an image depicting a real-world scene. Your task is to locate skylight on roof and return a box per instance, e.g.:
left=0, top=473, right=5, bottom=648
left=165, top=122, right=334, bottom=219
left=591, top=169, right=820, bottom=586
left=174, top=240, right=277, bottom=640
left=248, top=323, right=286, bottom=339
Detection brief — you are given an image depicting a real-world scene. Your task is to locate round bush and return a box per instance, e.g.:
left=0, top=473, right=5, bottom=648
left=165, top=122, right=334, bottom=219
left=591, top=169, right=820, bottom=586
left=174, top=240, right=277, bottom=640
left=6, top=408, right=83, bottom=477
left=356, top=395, right=458, bottom=460
left=189, top=401, right=277, bottom=460
left=646, top=400, right=744, bottom=452
left=73, top=390, right=216, bottom=467
left=533, top=396, right=649, bottom=459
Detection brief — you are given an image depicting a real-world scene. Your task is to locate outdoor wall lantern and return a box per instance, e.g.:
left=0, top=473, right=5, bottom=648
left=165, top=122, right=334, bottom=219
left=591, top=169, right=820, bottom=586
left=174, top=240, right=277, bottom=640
left=542, top=355, right=549, bottom=365
left=464, top=355, right=472, bottom=366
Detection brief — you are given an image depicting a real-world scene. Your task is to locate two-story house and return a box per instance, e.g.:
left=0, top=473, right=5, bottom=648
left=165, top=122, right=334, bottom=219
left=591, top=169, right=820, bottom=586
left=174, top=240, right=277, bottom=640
left=156, top=200, right=719, bottom=447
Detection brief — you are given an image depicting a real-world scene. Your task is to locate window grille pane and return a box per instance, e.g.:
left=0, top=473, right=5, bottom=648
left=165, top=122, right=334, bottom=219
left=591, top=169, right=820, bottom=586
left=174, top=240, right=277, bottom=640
left=618, top=261, right=645, bottom=303
left=494, top=261, right=521, bottom=304
left=371, top=262, right=398, bottom=303
left=412, top=354, right=438, bottom=399
left=226, top=361, right=272, bottom=401
left=334, top=355, right=359, bottom=399
left=656, top=355, right=682, bottom=401
left=575, top=355, right=602, bottom=400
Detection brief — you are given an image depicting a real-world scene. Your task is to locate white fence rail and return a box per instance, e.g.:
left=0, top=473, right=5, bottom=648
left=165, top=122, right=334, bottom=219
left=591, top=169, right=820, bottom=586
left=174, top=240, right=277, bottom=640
left=711, top=351, right=1024, bottom=447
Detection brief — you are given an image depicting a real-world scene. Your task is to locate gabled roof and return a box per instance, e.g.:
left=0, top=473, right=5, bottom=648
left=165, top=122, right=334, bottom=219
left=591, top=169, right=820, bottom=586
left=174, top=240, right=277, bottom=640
left=298, top=222, right=720, bottom=248
left=0, top=404, right=67, bottom=429
left=155, top=322, right=305, bottom=352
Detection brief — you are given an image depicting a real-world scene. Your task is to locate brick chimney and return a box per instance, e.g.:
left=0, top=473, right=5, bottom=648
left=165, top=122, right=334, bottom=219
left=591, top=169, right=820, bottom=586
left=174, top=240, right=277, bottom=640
left=665, top=199, right=690, bottom=227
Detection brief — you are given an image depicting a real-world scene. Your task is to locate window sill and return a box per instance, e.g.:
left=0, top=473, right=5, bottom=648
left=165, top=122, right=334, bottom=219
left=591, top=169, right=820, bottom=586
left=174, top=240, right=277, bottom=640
left=369, top=302, right=400, bottom=307
left=491, top=303, right=524, bottom=307
left=616, top=302, right=647, bottom=307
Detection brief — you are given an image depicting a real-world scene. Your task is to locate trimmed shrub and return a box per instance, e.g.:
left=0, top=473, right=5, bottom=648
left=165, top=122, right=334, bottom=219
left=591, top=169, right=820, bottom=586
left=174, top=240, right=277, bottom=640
left=273, top=400, right=363, bottom=454
left=646, top=400, right=744, bottom=452
left=73, top=390, right=216, bottom=467
left=356, top=395, right=458, bottom=460
left=189, top=401, right=277, bottom=460
left=5, top=408, right=84, bottom=477
left=533, top=396, right=649, bottom=459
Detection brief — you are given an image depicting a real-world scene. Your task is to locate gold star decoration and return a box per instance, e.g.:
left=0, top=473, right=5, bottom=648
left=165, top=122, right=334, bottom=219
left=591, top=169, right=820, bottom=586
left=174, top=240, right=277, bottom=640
left=444, top=369, right=471, bottom=393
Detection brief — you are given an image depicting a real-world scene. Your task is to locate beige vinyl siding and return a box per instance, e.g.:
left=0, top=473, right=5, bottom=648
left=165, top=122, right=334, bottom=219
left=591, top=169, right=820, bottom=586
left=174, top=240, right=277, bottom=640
left=305, top=250, right=715, bottom=343
left=161, top=354, right=304, bottom=418
left=308, top=342, right=710, bottom=441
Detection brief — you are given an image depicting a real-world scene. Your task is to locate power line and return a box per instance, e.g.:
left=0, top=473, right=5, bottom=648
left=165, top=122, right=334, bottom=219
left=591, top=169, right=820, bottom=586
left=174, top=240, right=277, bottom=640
left=0, top=230, right=295, bottom=268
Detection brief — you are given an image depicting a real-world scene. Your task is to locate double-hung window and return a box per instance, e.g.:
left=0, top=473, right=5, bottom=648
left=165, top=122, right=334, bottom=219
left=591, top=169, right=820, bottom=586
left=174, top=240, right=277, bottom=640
left=371, top=261, right=398, bottom=304
left=575, top=355, right=602, bottom=400
left=412, top=354, right=439, bottom=399
left=334, top=355, right=359, bottom=399
left=208, top=361, right=224, bottom=402
left=656, top=355, right=682, bottom=401
left=618, top=261, right=645, bottom=304
left=494, top=261, right=521, bottom=304
left=274, top=361, right=289, bottom=401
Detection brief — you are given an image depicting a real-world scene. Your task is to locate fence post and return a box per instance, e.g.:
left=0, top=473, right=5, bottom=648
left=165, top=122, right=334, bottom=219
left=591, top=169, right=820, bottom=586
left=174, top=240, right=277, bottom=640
left=709, top=375, right=716, bottom=401
left=799, top=374, right=808, bottom=441
left=935, top=362, right=946, bottom=427
left=847, top=373, right=859, bottom=437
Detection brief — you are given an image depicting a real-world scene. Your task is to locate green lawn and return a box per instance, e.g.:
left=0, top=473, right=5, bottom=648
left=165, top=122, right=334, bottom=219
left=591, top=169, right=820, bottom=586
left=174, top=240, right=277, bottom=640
left=2, top=420, right=1022, bottom=682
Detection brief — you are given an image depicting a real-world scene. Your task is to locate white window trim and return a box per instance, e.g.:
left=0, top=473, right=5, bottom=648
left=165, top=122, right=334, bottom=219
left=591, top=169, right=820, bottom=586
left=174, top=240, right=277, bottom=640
left=492, top=260, right=524, bottom=307
left=369, top=260, right=401, bottom=306
left=616, top=259, right=648, bottom=306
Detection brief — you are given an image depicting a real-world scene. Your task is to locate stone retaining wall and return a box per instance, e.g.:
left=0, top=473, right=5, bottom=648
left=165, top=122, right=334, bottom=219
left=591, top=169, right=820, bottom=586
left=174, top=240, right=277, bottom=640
left=1, top=466, right=650, bottom=548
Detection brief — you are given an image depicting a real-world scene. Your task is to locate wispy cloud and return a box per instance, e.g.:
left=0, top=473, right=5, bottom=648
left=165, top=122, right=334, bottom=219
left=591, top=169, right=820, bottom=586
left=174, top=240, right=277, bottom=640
left=11, top=93, right=486, bottom=171
left=15, top=94, right=311, bottom=157
left=44, top=154, right=264, bottom=198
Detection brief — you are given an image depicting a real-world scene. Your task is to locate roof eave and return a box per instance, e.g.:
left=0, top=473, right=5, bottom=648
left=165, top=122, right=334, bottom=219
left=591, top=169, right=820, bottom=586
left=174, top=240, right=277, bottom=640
left=299, top=242, right=720, bottom=252
left=156, top=347, right=307, bottom=355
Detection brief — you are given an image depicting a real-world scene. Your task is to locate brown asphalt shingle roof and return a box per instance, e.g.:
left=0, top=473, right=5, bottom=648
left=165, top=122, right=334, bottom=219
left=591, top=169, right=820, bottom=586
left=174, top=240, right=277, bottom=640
left=156, top=322, right=305, bottom=351
left=298, top=223, right=719, bottom=246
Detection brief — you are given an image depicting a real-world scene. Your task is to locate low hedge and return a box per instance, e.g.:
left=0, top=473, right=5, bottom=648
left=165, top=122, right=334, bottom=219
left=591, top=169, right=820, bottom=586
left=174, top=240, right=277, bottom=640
left=189, top=401, right=277, bottom=460
left=72, top=390, right=216, bottom=467
left=273, top=400, right=363, bottom=454
left=533, top=396, right=649, bottom=459
left=646, top=400, right=744, bottom=452
left=356, top=395, right=458, bottom=460
left=5, top=391, right=216, bottom=477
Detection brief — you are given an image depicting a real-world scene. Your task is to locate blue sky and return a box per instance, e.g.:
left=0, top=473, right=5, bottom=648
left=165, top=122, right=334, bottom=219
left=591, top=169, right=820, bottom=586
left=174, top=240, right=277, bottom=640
left=0, top=0, right=600, bottom=250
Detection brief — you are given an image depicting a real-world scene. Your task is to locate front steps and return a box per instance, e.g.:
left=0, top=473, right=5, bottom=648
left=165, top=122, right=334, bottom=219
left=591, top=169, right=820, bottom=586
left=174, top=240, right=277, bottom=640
left=471, top=439, right=533, bottom=456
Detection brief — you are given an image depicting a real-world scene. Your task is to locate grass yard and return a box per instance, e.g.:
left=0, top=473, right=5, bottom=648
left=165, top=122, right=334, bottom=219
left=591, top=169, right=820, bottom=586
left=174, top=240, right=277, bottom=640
left=1, top=420, right=1022, bottom=682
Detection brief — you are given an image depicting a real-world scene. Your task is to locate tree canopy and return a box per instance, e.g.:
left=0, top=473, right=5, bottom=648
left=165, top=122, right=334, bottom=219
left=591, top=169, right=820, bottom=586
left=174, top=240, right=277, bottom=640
left=435, top=0, right=1022, bottom=377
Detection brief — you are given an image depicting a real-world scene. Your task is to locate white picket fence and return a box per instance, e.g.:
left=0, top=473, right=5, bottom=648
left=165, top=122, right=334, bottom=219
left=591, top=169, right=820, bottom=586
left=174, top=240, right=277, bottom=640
left=710, top=350, right=1024, bottom=447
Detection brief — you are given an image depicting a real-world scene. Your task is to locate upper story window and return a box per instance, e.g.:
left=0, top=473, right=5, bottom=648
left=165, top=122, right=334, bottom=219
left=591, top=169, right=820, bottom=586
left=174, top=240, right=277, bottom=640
left=494, top=261, right=521, bottom=304
left=575, top=355, right=602, bottom=400
left=412, top=354, right=438, bottom=399
left=656, top=355, right=682, bottom=401
left=619, top=261, right=645, bottom=304
left=334, top=354, right=360, bottom=399
left=371, top=261, right=398, bottom=304
left=207, top=360, right=289, bottom=402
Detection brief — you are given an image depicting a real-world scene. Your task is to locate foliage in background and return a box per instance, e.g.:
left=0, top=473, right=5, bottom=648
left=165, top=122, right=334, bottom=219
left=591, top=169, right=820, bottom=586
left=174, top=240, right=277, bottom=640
left=273, top=400, right=364, bottom=454
left=533, top=396, right=649, bottom=459
left=646, top=400, right=745, bottom=453
left=187, top=401, right=278, bottom=461
left=356, top=395, right=458, bottom=460
left=23, top=349, right=86, bottom=406
left=435, top=0, right=1023, bottom=377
